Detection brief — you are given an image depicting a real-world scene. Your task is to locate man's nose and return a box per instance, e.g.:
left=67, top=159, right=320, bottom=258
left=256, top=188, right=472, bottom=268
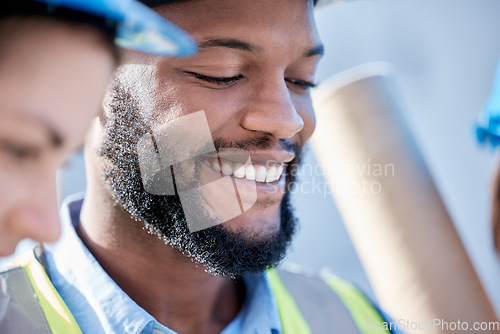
left=241, top=76, right=304, bottom=139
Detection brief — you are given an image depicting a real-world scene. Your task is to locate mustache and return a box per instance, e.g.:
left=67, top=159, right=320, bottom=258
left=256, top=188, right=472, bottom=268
left=212, top=136, right=299, bottom=156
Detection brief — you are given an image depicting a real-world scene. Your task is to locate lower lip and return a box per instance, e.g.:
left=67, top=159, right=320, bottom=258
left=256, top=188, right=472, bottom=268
left=199, top=160, right=287, bottom=198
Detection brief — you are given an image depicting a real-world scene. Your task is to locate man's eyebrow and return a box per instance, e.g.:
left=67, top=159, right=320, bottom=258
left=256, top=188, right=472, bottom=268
left=305, top=44, right=324, bottom=57
left=198, top=38, right=263, bottom=53
left=198, top=38, right=324, bottom=58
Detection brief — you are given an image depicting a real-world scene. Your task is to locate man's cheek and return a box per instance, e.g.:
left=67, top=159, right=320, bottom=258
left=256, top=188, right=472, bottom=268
left=137, top=110, right=257, bottom=233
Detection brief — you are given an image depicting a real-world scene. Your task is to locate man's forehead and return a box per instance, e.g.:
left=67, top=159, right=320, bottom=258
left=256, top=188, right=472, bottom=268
left=152, top=0, right=321, bottom=54
left=153, top=0, right=316, bottom=24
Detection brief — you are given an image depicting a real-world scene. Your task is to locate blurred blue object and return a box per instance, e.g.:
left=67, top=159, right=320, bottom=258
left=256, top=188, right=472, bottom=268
left=33, top=0, right=197, bottom=56
left=476, top=61, right=500, bottom=149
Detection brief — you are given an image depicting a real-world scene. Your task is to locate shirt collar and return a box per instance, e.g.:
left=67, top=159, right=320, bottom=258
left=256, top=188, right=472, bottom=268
left=44, top=194, right=282, bottom=334
left=223, top=272, right=282, bottom=334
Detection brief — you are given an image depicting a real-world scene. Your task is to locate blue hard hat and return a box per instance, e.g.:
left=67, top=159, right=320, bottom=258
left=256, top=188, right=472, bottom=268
left=32, top=0, right=197, bottom=57
left=476, top=61, right=500, bottom=149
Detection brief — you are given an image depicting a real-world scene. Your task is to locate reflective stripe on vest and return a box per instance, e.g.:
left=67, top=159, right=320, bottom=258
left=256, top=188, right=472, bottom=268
left=267, top=268, right=391, bottom=334
left=0, top=250, right=81, bottom=334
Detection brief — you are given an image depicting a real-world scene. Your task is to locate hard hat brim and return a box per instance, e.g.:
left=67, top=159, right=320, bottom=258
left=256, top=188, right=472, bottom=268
left=33, top=0, right=197, bottom=57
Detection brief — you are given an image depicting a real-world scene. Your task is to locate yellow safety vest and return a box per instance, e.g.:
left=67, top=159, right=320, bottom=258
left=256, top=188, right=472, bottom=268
left=0, top=249, right=392, bottom=334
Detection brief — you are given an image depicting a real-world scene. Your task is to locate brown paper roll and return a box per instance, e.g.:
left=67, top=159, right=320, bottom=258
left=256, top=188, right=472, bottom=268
left=311, top=62, right=497, bottom=333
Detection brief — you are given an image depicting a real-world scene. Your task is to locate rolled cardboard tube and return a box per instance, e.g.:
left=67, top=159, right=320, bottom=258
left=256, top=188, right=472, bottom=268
left=311, top=62, right=497, bottom=333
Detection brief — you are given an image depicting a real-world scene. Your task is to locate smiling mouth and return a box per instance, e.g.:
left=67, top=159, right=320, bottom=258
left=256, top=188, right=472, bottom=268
left=203, top=157, right=285, bottom=184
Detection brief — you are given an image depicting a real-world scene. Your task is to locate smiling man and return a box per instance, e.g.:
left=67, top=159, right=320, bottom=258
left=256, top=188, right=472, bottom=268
left=11, top=0, right=395, bottom=333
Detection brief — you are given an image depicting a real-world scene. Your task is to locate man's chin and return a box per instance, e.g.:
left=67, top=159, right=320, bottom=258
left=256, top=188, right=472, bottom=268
left=142, top=193, right=295, bottom=277
left=219, top=205, right=282, bottom=242
left=189, top=221, right=292, bottom=277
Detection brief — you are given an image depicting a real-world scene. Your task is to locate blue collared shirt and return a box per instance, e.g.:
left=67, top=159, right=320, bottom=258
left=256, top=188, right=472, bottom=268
left=44, top=195, right=282, bottom=334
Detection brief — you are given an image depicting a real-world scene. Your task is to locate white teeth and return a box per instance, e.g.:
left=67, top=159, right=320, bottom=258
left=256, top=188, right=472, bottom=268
left=233, top=164, right=245, bottom=179
left=266, top=166, right=278, bottom=183
left=212, top=160, right=221, bottom=172
left=207, top=158, right=285, bottom=183
left=221, top=163, right=233, bottom=176
left=245, top=165, right=256, bottom=180
left=255, top=166, right=267, bottom=182
left=277, top=165, right=284, bottom=178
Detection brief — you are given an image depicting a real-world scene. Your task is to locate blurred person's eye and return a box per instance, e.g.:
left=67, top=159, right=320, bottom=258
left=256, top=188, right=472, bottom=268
left=0, top=140, right=40, bottom=162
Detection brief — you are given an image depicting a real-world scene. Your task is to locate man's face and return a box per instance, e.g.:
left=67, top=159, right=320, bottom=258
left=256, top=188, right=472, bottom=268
left=99, top=0, right=322, bottom=276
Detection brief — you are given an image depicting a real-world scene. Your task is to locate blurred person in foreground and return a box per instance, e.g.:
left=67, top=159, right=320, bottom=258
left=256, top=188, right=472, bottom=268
left=1, top=0, right=400, bottom=333
left=0, top=0, right=196, bottom=256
